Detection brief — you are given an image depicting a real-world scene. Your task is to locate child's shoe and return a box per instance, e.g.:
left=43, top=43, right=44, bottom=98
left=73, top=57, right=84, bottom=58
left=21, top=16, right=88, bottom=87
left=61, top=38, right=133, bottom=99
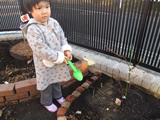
left=57, top=97, right=65, bottom=105
left=44, top=103, right=57, bottom=112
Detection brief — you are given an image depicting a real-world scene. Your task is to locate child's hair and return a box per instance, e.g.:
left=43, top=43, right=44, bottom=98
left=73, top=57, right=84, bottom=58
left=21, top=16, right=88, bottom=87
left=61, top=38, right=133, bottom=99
left=23, top=0, right=51, bottom=12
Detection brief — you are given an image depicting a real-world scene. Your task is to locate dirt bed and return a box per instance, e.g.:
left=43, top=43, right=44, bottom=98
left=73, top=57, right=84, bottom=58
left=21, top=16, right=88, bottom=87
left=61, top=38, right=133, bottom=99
left=0, top=40, right=160, bottom=120
left=0, top=40, right=35, bottom=84
left=66, top=74, right=160, bottom=120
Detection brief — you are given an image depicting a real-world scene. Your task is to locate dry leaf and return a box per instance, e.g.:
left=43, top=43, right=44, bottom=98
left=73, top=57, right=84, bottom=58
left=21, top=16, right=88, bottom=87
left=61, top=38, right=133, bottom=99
left=27, top=58, right=32, bottom=64
left=0, top=110, right=3, bottom=117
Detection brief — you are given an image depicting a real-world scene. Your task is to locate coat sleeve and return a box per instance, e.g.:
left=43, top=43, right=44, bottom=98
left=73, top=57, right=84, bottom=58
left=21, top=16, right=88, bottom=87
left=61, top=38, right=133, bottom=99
left=54, top=21, right=72, bottom=53
left=27, top=24, right=64, bottom=63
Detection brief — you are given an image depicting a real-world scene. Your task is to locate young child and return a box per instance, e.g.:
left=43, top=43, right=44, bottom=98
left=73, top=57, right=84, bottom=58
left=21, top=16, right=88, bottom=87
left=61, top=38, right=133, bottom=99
left=20, top=0, right=72, bottom=112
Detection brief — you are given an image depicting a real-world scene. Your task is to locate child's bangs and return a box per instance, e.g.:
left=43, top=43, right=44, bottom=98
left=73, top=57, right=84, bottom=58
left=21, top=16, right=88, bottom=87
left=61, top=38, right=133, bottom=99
left=35, top=0, right=51, bottom=5
left=23, top=0, right=51, bottom=12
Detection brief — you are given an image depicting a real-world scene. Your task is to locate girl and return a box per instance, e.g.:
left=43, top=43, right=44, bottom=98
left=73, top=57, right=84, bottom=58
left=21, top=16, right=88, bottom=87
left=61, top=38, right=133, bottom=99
left=20, top=0, right=72, bottom=112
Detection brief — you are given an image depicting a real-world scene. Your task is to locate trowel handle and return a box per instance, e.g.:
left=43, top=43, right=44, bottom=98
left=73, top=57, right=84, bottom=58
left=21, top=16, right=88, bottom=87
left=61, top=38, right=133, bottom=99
left=66, top=60, right=77, bottom=72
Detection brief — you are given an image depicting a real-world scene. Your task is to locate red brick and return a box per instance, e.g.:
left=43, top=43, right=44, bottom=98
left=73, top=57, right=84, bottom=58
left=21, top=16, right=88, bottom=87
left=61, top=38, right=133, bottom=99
left=5, top=92, right=29, bottom=101
left=0, top=102, right=5, bottom=107
left=5, top=95, right=15, bottom=101
left=15, top=78, right=36, bottom=93
left=69, top=60, right=88, bottom=75
left=32, top=94, right=40, bottom=100
left=15, top=92, right=29, bottom=99
left=57, top=107, right=68, bottom=117
left=61, top=67, right=88, bottom=86
left=60, top=81, right=68, bottom=86
left=0, top=83, right=15, bottom=96
left=66, top=95, right=76, bottom=102
left=19, top=96, right=32, bottom=103
left=62, top=79, right=77, bottom=89
left=70, top=75, right=76, bottom=82
left=62, top=71, right=88, bottom=89
left=5, top=100, right=18, bottom=105
left=76, top=60, right=88, bottom=71
left=70, top=67, right=88, bottom=82
left=30, top=89, right=40, bottom=97
left=62, top=61, right=88, bottom=89
left=69, top=60, right=88, bottom=81
left=81, top=68, right=88, bottom=75
left=76, top=86, right=85, bottom=93
left=83, top=71, right=89, bottom=78
left=86, top=80, right=93, bottom=84
left=94, top=72, right=102, bottom=77
left=68, top=66, right=73, bottom=76
left=0, top=96, right=5, bottom=102
left=10, top=100, right=19, bottom=105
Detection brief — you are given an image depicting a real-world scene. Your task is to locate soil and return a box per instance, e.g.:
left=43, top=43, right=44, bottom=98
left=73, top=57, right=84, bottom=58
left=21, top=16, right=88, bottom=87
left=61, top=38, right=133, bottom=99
left=10, top=40, right=33, bottom=56
left=66, top=75, right=160, bottom=120
left=0, top=40, right=160, bottom=120
left=0, top=40, right=35, bottom=84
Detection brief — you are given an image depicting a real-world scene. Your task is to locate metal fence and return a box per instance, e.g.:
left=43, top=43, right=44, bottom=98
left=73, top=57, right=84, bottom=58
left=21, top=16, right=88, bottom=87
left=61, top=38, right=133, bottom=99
left=0, top=0, right=160, bottom=72
left=1, top=0, right=21, bottom=31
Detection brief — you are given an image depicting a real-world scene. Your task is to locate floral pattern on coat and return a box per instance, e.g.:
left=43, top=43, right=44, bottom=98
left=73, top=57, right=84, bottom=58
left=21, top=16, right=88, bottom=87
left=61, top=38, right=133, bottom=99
left=21, top=18, right=71, bottom=90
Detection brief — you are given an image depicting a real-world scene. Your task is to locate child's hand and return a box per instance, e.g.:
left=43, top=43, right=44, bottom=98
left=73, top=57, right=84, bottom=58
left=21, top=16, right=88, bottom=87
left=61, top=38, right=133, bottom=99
left=63, top=50, right=72, bottom=64
left=64, top=50, right=72, bottom=60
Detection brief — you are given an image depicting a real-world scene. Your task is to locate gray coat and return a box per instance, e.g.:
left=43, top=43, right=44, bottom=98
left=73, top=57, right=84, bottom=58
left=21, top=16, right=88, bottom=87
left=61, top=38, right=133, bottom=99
left=20, top=17, right=71, bottom=90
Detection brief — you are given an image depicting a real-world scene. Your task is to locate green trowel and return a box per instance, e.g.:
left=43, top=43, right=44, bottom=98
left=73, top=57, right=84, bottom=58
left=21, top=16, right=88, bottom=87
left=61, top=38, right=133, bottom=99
left=66, top=60, right=83, bottom=81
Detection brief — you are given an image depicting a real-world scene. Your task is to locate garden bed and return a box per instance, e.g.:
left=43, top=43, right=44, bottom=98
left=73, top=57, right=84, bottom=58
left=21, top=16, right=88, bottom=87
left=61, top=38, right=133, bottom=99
left=65, top=74, right=160, bottom=120
left=0, top=40, right=160, bottom=120
left=0, top=40, right=35, bottom=84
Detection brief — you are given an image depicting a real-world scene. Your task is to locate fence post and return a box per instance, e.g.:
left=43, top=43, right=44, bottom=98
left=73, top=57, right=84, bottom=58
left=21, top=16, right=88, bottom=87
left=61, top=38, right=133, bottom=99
left=133, top=0, right=151, bottom=66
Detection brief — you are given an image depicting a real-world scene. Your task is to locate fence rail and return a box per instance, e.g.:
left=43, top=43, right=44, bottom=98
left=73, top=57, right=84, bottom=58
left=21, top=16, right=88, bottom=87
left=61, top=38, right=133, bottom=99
left=0, top=0, right=160, bottom=72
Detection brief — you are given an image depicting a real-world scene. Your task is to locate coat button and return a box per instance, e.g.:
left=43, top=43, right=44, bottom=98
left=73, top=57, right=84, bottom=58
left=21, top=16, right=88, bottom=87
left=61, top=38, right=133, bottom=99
left=47, top=26, right=51, bottom=30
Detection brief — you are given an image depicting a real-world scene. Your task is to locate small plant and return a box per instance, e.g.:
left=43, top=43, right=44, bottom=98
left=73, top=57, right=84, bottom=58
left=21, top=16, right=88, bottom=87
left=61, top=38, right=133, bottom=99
left=124, top=44, right=133, bottom=98
left=106, top=44, right=143, bottom=99
left=89, top=84, right=105, bottom=98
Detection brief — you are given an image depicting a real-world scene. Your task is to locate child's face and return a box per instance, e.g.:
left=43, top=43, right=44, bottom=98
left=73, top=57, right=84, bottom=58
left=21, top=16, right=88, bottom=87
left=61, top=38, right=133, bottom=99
left=29, top=1, right=51, bottom=25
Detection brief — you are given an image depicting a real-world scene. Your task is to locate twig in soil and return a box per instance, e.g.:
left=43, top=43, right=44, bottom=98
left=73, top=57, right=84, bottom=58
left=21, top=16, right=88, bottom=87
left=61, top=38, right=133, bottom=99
left=110, top=86, right=122, bottom=94
left=106, top=45, right=144, bottom=98
left=110, top=86, right=126, bottom=96
left=116, top=78, right=123, bottom=94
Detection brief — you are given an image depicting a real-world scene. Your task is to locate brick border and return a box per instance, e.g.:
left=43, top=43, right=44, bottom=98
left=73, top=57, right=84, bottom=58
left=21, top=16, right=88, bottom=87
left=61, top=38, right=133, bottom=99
left=71, top=44, right=160, bottom=100
left=57, top=73, right=101, bottom=120
left=0, top=60, right=88, bottom=107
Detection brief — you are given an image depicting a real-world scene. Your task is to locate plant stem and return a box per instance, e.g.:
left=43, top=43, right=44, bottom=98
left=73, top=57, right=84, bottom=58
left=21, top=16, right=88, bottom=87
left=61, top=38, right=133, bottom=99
left=125, top=44, right=133, bottom=97
left=92, top=88, right=95, bottom=98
